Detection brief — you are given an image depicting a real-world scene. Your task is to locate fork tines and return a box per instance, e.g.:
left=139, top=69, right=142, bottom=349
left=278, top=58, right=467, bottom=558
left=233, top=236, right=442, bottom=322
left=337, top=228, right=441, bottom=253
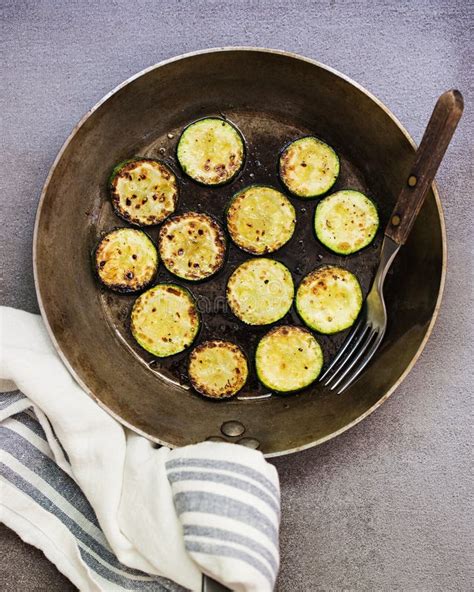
left=319, top=312, right=384, bottom=394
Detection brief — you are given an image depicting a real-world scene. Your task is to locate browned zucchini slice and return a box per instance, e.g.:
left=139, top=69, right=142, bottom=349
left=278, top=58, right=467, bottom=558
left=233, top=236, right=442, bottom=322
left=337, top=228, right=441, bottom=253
left=110, top=159, right=178, bottom=226
left=226, top=258, right=294, bottom=325
left=315, top=190, right=379, bottom=254
left=255, top=326, right=323, bottom=392
left=279, top=136, right=339, bottom=198
left=226, top=185, right=296, bottom=254
left=188, top=340, right=248, bottom=399
left=296, top=266, right=363, bottom=334
left=158, top=212, right=226, bottom=281
left=177, top=118, right=245, bottom=185
left=130, top=284, right=199, bottom=357
left=94, top=228, right=158, bottom=293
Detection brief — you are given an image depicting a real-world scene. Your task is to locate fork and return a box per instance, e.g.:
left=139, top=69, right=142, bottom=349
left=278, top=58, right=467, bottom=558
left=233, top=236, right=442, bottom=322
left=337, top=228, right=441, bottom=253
left=320, top=89, right=464, bottom=394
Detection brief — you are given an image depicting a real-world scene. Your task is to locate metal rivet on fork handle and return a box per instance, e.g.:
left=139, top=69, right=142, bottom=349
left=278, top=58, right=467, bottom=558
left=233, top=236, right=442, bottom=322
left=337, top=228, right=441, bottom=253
left=391, top=214, right=401, bottom=226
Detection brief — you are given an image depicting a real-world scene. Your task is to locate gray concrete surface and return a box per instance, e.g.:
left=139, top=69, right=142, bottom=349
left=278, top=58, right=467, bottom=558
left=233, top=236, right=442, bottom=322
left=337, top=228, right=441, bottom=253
left=1, top=1, right=473, bottom=590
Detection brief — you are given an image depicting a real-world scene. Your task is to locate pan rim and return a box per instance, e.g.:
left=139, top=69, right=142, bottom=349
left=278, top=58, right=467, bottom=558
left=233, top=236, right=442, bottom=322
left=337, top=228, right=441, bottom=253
left=32, top=47, right=447, bottom=457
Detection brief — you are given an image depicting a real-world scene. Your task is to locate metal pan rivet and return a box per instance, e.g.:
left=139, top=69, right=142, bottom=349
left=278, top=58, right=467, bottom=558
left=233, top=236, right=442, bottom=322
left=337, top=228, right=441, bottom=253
left=391, top=214, right=401, bottom=226
left=237, top=437, right=260, bottom=449
left=407, top=175, right=417, bottom=187
left=206, top=436, right=226, bottom=442
left=221, top=420, right=245, bottom=437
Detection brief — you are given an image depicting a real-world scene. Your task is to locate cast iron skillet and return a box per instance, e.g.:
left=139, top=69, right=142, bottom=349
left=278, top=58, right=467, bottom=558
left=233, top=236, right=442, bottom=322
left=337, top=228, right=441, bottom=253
left=33, top=48, right=446, bottom=456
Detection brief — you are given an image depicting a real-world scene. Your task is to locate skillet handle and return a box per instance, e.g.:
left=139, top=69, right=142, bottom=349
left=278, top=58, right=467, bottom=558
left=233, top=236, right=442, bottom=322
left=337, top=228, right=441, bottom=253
left=385, top=89, right=463, bottom=245
left=202, top=574, right=231, bottom=592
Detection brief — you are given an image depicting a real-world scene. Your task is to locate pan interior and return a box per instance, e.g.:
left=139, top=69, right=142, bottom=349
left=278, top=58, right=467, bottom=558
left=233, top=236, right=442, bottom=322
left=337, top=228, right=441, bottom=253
left=98, top=109, right=383, bottom=400
left=34, top=50, right=444, bottom=454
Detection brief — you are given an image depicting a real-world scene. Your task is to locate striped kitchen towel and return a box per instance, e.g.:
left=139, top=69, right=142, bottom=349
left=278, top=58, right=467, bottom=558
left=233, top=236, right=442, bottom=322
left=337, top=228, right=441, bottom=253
left=0, top=308, right=280, bottom=592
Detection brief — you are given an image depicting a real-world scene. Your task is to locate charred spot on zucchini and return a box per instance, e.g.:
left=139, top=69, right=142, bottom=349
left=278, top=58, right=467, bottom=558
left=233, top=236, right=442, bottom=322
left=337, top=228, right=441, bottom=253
left=255, top=326, right=323, bottom=392
left=296, top=266, right=362, bottom=334
left=315, top=190, right=379, bottom=255
left=188, top=340, right=248, bottom=399
left=158, top=212, right=226, bottom=281
left=226, top=185, right=296, bottom=255
left=110, top=159, right=178, bottom=226
left=226, top=258, right=294, bottom=325
left=130, top=284, right=199, bottom=357
left=94, top=228, right=158, bottom=293
left=177, top=118, right=245, bottom=185
left=279, top=136, right=339, bottom=198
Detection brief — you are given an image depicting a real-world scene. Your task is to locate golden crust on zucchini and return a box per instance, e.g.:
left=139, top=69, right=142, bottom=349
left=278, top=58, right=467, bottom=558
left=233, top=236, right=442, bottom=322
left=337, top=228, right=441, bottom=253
left=130, top=284, right=199, bottom=357
left=226, top=258, right=294, bottom=325
left=158, top=212, right=226, bottom=281
left=227, top=185, right=296, bottom=254
left=279, top=136, right=339, bottom=198
left=296, top=266, right=362, bottom=334
left=315, top=190, right=379, bottom=254
left=177, top=118, right=244, bottom=185
left=95, top=228, right=158, bottom=293
left=188, top=340, right=248, bottom=398
left=110, top=159, right=178, bottom=226
left=255, top=325, right=323, bottom=392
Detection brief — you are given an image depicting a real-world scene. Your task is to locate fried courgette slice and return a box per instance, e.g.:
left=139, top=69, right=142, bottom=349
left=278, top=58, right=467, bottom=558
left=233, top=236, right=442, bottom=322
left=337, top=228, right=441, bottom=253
left=130, top=284, right=199, bottom=357
left=226, top=185, right=296, bottom=255
left=188, top=340, right=248, bottom=399
left=296, top=266, right=362, bottom=334
left=226, top=258, right=294, bottom=325
left=158, top=212, right=226, bottom=281
left=279, top=136, right=339, bottom=198
left=177, top=118, right=245, bottom=185
left=314, top=190, right=379, bottom=254
left=110, top=159, right=178, bottom=226
left=94, top=228, right=158, bottom=293
left=255, top=326, right=323, bottom=392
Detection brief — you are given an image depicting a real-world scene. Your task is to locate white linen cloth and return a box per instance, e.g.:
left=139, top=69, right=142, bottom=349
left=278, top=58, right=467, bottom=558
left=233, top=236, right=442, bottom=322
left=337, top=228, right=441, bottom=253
left=0, top=307, right=280, bottom=592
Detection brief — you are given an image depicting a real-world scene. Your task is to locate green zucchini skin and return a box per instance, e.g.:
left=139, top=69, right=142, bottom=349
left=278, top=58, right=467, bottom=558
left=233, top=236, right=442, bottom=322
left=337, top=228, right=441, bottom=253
left=177, top=118, right=245, bottom=186
left=226, top=258, right=294, bottom=326
left=108, top=159, right=137, bottom=186
left=94, top=228, right=158, bottom=293
left=296, top=266, right=363, bottom=334
left=188, top=340, right=248, bottom=399
left=130, top=283, right=200, bottom=357
left=279, top=136, right=340, bottom=198
left=315, top=190, right=379, bottom=255
left=158, top=212, right=227, bottom=281
left=255, top=325, right=323, bottom=393
left=109, top=158, right=178, bottom=227
left=226, top=185, right=296, bottom=255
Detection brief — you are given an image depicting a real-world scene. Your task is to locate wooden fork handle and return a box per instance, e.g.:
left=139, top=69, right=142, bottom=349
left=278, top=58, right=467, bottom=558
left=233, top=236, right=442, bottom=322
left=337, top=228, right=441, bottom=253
left=385, top=89, right=463, bottom=245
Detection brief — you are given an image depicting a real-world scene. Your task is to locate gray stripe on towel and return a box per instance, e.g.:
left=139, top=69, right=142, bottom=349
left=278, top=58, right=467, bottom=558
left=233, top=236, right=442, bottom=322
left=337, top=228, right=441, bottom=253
left=167, top=470, right=279, bottom=515
left=1, top=426, right=103, bottom=531
left=79, top=547, right=181, bottom=591
left=166, top=458, right=279, bottom=503
left=9, top=411, right=48, bottom=440
left=173, top=491, right=278, bottom=544
left=183, top=524, right=278, bottom=573
left=0, top=391, right=27, bottom=410
left=0, top=463, right=182, bottom=591
left=186, top=540, right=274, bottom=585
